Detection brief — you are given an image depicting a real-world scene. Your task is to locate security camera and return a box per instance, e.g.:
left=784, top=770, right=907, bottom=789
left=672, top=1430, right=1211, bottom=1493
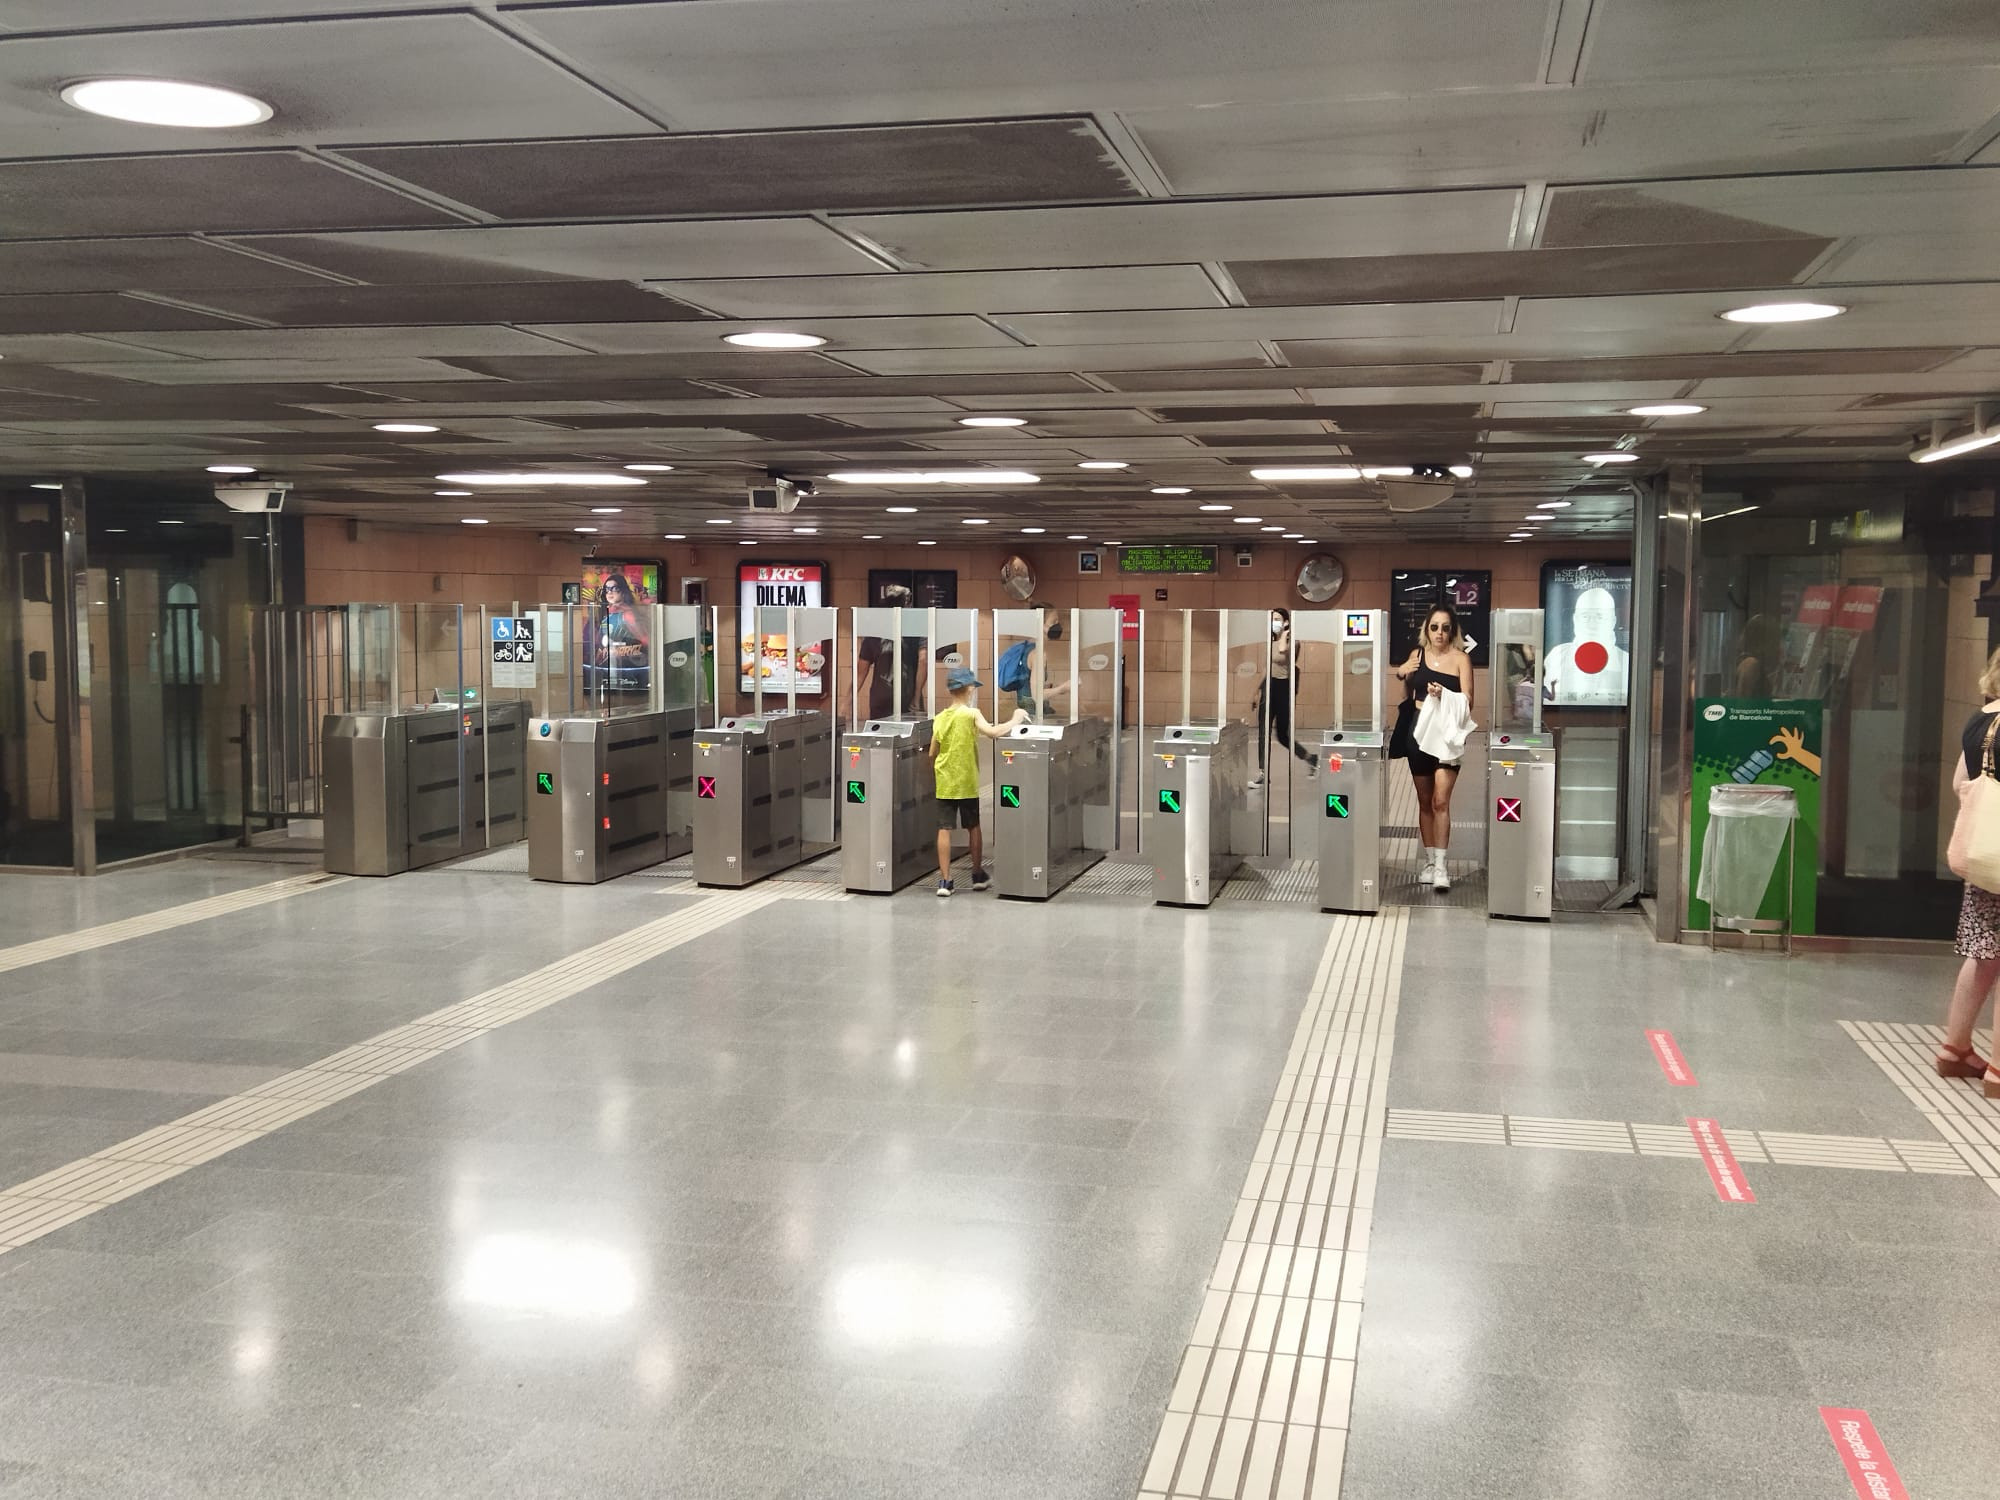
left=214, top=477, right=291, bottom=514
left=747, top=475, right=806, bottom=514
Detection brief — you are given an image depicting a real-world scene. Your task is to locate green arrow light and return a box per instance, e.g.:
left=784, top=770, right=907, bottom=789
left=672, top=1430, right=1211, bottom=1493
left=1000, top=784, right=1022, bottom=808
left=1325, top=793, right=1349, bottom=819
left=1158, top=788, right=1181, bottom=814
left=535, top=771, right=555, bottom=795
left=845, top=780, right=867, bottom=804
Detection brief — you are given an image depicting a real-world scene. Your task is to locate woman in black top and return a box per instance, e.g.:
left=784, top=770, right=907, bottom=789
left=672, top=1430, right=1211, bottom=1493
left=1389, top=605, right=1474, bottom=893
left=1940, top=650, right=2000, bottom=1095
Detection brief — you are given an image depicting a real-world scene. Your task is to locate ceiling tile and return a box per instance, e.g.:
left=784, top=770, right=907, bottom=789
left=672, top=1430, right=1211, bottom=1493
left=1008, top=303, right=1501, bottom=346
left=0, top=295, right=254, bottom=335
left=0, top=1, right=445, bottom=23
left=0, top=14, right=648, bottom=155
left=1276, top=328, right=1741, bottom=364
left=654, top=266, right=1226, bottom=318
left=169, top=282, right=711, bottom=327
left=440, top=353, right=850, bottom=382
left=505, top=0, right=1549, bottom=128
left=89, top=326, right=592, bottom=360
left=835, top=343, right=1276, bottom=376
left=0, top=237, right=344, bottom=294
left=521, top=315, right=1020, bottom=354
left=1578, top=0, right=2000, bottom=82
left=0, top=152, right=457, bottom=239
left=1543, top=169, right=2000, bottom=248
left=57, top=358, right=507, bottom=386
left=1510, top=349, right=1964, bottom=382
left=717, top=374, right=1101, bottom=399
left=1096, top=365, right=1490, bottom=392
left=338, top=119, right=1139, bottom=219
left=835, top=191, right=1520, bottom=271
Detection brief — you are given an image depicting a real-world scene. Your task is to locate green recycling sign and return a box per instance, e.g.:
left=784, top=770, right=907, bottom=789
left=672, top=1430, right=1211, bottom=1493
left=1688, top=699, right=1822, bottom=935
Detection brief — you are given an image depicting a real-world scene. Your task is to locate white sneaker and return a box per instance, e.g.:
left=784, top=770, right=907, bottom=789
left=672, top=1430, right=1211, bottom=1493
left=1419, top=849, right=1439, bottom=884
left=1432, top=857, right=1451, bottom=893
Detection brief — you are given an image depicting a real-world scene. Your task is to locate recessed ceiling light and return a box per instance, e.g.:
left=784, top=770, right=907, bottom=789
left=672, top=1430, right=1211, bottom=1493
left=705, top=518, right=733, bottom=525
left=1103, top=541, right=1122, bottom=547
left=740, top=540, right=758, bottom=546
left=1581, top=452, right=1640, bottom=465
left=961, top=518, right=990, bottom=525
left=104, top=528, right=127, bottom=533
left=1450, top=465, right=1475, bottom=479
left=590, top=507, right=623, bottom=514
left=30, top=482, right=61, bottom=490
left=574, top=526, right=598, bottom=534
left=1250, top=466, right=1362, bottom=481
left=206, top=464, right=255, bottom=475
left=1022, top=527, right=1046, bottom=534
left=793, top=526, right=817, bottom=533
left=159, top=519, right=185, bottom=525
left=723, top=330, right=826, bottom=349
left=372, top=422, right=438, bottom=434
left=62, top=78, right=273, bottom=129
left=664, top=533, right=686, bottom=540
left=1719, top=301, right=1844, bottom=324
left=862, top=534, right=883, bottom=540
left=1077, top=461, right=1130, bottom=471
left=1282, top=533, right=1303, bottom=539
left=460, top=518, right=489, bottom=526
left=917, top=540, right=937, bottom=546
left=886, top=505, right=919, bottom=514
left=1626, top=403, right=1707, bottom=417
left=624, top=463, right=675, bottom=472
left=1297, top=538, right=1319, bottom=544
left=958, top=415, right=1026, bottom=427
left=1536, top=500, right=1573, bottom=510
left=1233, top=516, right=1264, bottom=524
left=1150, top=486, right=1192, bottom=495
left=1067, top=534, right=1087, bottom=540
left=1509, top=531, right=1532, bottom=539
left=435, top=471, right=644, bottom=487
left=830, top=470, right=1038, bottom=486
left=1198, top=503, right=1233, bottom=513
left=1260, top=525, right=1285, bottom=532
left=434, top=489, right=472, bottom=497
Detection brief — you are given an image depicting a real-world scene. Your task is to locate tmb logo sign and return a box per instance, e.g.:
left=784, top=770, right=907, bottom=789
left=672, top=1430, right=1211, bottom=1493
left=696, top=776, right=718, bottom=800
left=1495, top=797, right=1522, bottom=823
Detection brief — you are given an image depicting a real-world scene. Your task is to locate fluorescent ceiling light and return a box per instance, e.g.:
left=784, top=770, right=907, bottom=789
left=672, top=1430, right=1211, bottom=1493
left=1719, top=301, right=1844, bottom=324
left=589, top=507, right=622, bottom=514
left=1580, top=452, right=1640, bottom=465
left=828, top=470, right=1039, bottom=486
left=886, top=506, right=919, bottom=514
left=1150, top=486, right=1192, bottom=495
left=1536, top=500, right=1572, bottom=509
left=62, top=78, right=273, bottom=128
left=624, top=463, right=675, bottom=473
left=1022, top=527, right=1046, bottom=534
left=30, top=482, right=61, bottom=490
left=1067, top=534, right=1087, bottom=540
left=1627, top=403, right=1707, bottom=417
left=739, top=540, right=757, bottom=546
left=435, top=472, right=644, bottom=487
left=206, top=464, right=255, bottom=475
left=1282, top=533, right=1302, bottom=539
left=957, top=415, right=1026, bottom=428
left=917, top=540, right=936, bottom=546
left=1297, top=538, right=1319, bottom=544
left=705, top=518, right=733, bottom=526
left=961, top=518, right=990, bottom=525
left=434, top=489, right=472, bottom=497
left=664, top=533, right=686, bottom=540
left=1198, top=503, right=1233, bottom=512
left=573, top=526, right=598, bottom=534
left=793, top=526, right=817, bottom=533
left=1359, top=466, right=1413, bottom=479
left=1509, top=531, right=1532, bottom=539
left=1077, top=461, right=1129, bottom=470
left=1450, top=465, right=1475, bottom=479
left=862, top=534, right=882, bottom=540
left=1261, top=526, right=1285, bottom=532
left=723, top=330, right=826, bottom=349
left=1701, top=505, right=1762, bottom=523
left=1912, top=407, right=2000, bottom=464
left=158, top=519, right=184, bottom=525
left=1250, top=466, right=1362, bottom=481
left=372, top=422, right=438, bottom=434
left=460, top=518, right=488, bottom=526
left=1232, top=516, right=1264, bottom=524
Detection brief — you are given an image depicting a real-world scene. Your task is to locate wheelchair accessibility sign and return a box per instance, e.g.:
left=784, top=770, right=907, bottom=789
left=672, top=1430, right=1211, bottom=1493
left=491, top=616, right=537, bottom=688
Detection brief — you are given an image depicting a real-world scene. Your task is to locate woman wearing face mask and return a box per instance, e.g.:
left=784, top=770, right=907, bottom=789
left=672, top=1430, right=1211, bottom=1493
left=1253, top=608, right=1317, bottom=788
left=1389, top=605, right=1474, bottom=891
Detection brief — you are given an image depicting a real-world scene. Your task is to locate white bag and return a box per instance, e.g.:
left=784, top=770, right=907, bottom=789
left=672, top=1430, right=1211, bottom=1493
left=1950, top=715, right=2000, bottom=893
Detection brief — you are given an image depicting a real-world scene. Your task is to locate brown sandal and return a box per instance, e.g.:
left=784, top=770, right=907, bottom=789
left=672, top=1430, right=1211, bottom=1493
left=1935, top=1044, right=1991, bottom=1079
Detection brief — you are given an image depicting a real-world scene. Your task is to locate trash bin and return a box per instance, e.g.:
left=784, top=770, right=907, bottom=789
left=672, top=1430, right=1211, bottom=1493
left=1697, top=784, right=1796, bottom=941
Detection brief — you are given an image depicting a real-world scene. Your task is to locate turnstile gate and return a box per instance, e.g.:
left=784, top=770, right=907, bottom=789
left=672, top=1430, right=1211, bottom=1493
left=840, top=717, right=935, bottom=894
left=1487, top=732, right=1557, bottom=921
left=323, top=701, right=525, bottom=876
left=525, top=708, right=694, bottom=884
left=1152, top=721, right=1252, bottom=907
left=992, top=717, right=1111, bottom=900
left=1317, top=729, right=1384, bottom=914
left=692, top=709, right=837, bottom=887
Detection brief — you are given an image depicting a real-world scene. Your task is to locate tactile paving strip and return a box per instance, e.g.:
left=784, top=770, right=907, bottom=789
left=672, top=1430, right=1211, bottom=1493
left=1839, top=1020, right=2000, bottom=1193
left=0, top=872, right=344, bottom=976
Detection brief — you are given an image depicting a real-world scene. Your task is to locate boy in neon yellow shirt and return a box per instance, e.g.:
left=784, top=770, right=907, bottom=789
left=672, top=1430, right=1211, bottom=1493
left=928, top=666, right=1026, bottom=897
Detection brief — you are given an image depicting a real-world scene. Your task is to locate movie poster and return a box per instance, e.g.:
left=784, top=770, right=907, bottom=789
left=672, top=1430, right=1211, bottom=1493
left=580, top=560, right=659, bottom=693
left=1540, top=561, right=1633, bottom=708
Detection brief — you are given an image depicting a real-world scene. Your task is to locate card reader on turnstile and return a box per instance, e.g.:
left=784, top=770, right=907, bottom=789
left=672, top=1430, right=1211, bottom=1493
left=1315, top=609, right=1387, bottom=914
left=992, top=718, right=1110, bottom=900
left=1152, top=721, right=1251, bottom=907
left=840, top=717, right=934, bottom=894
left=1487, top=609, right=1556, bottom=921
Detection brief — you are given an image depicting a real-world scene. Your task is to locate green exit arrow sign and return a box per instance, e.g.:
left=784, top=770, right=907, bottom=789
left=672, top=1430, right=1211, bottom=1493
left=845, top=779, right=867, bottom=804
left=1158, top=788, right=1181, bottom=815
left=999, top=783, right=1022, bottom=808
left=535, top=771, right=555, bottom=795
left=1325, top=793, right=1349, bottom=819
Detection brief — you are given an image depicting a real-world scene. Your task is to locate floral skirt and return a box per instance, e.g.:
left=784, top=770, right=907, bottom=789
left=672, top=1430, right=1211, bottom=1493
left=1956, top=882, right=2000, bottom=959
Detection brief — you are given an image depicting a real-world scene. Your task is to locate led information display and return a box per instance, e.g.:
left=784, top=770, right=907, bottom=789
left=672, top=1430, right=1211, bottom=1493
left=1118, top=545, right=1218, bottom=575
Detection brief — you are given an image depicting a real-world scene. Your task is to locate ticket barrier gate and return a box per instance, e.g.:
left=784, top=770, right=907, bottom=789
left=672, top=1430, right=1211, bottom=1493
left=323, top=702, right=526, bottom=876
left=1317, top=729, right=1384, bottom=914
left=1152, top=721, right=1252, bottom=907
left=991, top=717, right=1111, bottom=900
left=1487, top=732, right=1557, bottom=921
left=525, top=708, right=694, bottom=884
left=840, top=717, right=935, bottom=894
left=692, top=709, right=837, bottom=887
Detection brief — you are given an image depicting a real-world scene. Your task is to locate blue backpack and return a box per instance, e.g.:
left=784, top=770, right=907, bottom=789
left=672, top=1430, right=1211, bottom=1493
left=997, top=639, right=1034, bottom=692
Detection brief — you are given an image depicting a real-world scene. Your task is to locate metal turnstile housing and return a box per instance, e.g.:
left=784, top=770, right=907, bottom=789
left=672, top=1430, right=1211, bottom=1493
left=992, top=718, right=1111, bottom=900
left=840, top=717, right=935, bottom=894
left=526, top=708, right=694, bottom=884
left=1152, top=721, right=1252, bottom=907
left=692, top=709, right=837, bottom=887
left=1487, top=733, right=1558, bottom=921
left=1317, top=730, right=1384, bottom=914
left=322, top=702, right=525, bottom=876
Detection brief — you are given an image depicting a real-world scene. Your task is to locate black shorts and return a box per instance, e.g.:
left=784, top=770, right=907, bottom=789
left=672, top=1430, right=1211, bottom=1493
left=939, top=796, right=981, bottom=831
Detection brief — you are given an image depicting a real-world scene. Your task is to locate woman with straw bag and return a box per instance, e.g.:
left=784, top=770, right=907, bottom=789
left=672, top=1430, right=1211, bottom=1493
left=1940, top=646, right=2000, bottom=1096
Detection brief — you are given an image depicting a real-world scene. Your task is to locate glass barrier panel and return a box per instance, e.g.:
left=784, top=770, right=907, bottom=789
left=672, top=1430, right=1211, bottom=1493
left=655, top=605, right=702, bottom=714
left=1072, top=608, right=1124, bottom=850
left=992, top=606, right=1045, bottom=726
